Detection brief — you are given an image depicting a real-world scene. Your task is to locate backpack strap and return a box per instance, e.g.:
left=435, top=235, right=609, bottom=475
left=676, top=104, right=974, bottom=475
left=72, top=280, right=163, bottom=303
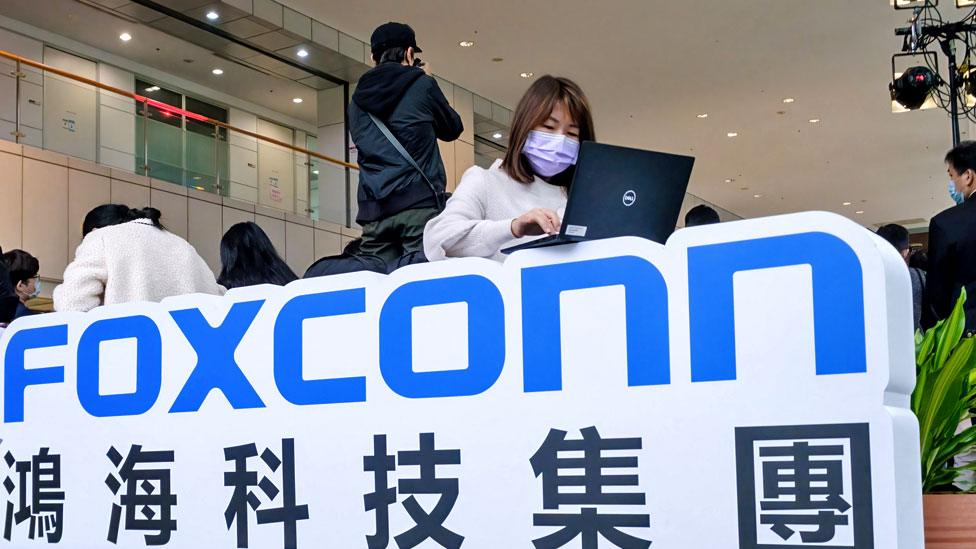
left=367, top=112, right=445, bottom=211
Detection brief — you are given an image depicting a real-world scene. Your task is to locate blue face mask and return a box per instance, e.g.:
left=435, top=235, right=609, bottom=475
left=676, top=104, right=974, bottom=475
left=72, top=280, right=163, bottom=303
left=30, top=279, right=41, bottom=299
left=949, top=181, right=965, bottom=205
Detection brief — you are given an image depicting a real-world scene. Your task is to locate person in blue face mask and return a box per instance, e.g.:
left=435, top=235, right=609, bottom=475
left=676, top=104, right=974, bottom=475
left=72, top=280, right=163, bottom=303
left=423, top=75, right=596, bottom=262
left=923, top=141, right=976, bottom=331
left=2, top=249, right=40, bottom=320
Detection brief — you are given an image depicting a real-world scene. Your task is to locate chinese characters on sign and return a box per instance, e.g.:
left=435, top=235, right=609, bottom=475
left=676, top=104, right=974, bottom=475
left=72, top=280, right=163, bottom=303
left=224, top=438, right=309, bottom=549
left=105, top=444, right=177, bottom=546
left=735, top=424, right=874, bottom=549
left=0, top=215, right=923, bottom=545
left=531, top=427, right=650, bottom=549
left=2, top=445, right=63, bottom=543
left=364, top=433, right=464, bottom=549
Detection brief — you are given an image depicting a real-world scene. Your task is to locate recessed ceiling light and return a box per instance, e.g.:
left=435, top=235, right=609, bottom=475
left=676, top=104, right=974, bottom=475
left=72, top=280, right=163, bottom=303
left=696, top=113, right=708, bottom=119
left=211, top=68, right=223, bottom=75
left=725, top=178, right=735, bottom=183
left=855, top=210, right=865, bottom=214
left=492, top=132, right=503, bottom=139
left=145, top=86, right=160, bottom=92
left=205, top=10, right=219, bottom=20
left=459, top=40, right=475, bottom=48
left=727, top=132, right=738, bottom=138
left=297, top=48, right=309, bottom=58
left=782, top=97, right=795, bottom=104
left=292, top=97, right=303, bottom=104
left=843, top=201, right=852, bottom=206
left=520, top=72, right=534, bottom=78
left=753, top=194, right=763, bottom=198
left=119, top=32, right=132, bottom=42
left=809, top=118, right=821, bottom=124
left=312, top=170, right=319, bottom=175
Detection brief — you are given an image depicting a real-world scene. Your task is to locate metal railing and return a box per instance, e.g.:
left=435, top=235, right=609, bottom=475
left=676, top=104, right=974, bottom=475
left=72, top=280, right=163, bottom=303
left=0, top=49, right=356, bottom=223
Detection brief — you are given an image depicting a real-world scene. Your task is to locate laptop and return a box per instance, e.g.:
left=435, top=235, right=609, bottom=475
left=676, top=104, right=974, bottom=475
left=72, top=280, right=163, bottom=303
left=501, top=142, right=695, bottom=254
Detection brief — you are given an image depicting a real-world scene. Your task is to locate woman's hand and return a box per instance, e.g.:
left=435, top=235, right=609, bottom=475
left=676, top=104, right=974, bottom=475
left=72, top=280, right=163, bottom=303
left=511, top=208, right=561, bottom=238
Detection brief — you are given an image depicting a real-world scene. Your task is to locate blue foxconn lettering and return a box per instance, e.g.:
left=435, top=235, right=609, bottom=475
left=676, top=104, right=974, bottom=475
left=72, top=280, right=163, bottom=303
left=2, top=231, right=868, bottom=423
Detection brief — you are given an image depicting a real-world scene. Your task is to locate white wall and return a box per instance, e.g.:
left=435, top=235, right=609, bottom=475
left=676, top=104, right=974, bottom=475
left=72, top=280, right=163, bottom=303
left=0, top=141, right=357, bottom=287
left=0, top=25, right=316, bottom=220
left=434, top=77, right=476, bottom=193
left=315, top=86, right=348, bottom=225
left=42, top=47, right=96, bottom=162
left=228, top=108, right=259, bottom=204
left=256, top=118, right=296, bottom=212
left=97, top=63, right=136, bottom=172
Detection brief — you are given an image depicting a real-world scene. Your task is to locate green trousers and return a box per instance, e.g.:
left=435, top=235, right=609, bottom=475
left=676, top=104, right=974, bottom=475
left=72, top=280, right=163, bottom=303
left=358, top=207, right=440, bottom=270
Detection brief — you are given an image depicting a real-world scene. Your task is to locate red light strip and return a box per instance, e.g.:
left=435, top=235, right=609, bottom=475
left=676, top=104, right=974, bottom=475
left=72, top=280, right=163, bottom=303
left=133, top=95, right=211, bottom=123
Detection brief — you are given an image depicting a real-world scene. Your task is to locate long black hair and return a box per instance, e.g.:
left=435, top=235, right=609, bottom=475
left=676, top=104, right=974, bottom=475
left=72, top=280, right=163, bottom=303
left=218, top=222, right=297, bottom=289
left=82, top=204, right=163, bottom=237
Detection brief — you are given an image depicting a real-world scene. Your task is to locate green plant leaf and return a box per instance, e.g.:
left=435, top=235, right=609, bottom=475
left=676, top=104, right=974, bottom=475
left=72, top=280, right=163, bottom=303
left=934, top=290, right=968, bottom=370
left=918, top=338, right=976, bottom=478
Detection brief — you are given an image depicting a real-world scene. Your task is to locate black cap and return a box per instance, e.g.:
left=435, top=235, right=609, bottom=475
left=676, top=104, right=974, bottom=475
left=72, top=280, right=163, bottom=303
left=370, top=22, right=422, bottom=56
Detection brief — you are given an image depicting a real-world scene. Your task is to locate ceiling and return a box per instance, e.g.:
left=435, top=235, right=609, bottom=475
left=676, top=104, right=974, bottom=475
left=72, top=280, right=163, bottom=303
left=3, top=0, right=326, bottom=125
left=279, top=0, right=970, bottom=226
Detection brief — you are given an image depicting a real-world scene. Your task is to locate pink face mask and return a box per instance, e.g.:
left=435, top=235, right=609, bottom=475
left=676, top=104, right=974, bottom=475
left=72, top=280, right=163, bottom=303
left=521, top=130, right=580, bottom=177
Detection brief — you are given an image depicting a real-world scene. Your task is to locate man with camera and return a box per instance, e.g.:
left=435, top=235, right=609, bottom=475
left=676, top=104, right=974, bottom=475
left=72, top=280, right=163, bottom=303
left=348, top=22, right=464, bottom=270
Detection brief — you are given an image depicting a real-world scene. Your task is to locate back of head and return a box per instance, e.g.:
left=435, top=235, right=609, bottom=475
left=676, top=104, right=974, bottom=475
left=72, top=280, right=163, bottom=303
left=909, top=249, right=928, bottom=271
left=684, top=205, right=720, bottom=227
left=876, top=223, right=910, bottom=253
left=501, top=75, right=596, bottom=184
left=218, top=222, right=297, bottom=289
left=82, top=204, right=163, bottom=237
left=370, top=21, right=420, bottom=64
left=2, top=249, right=39, bottom=286
left=945, top=140, right=976, bottom=175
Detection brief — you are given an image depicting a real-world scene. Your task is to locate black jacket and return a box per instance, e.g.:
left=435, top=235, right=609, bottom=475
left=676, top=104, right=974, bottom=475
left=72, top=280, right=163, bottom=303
left=0, top=255, right=17, bottom=324
left=923, top=197, right=976, bottom=331
left=349, top=63, right=463, bottom=224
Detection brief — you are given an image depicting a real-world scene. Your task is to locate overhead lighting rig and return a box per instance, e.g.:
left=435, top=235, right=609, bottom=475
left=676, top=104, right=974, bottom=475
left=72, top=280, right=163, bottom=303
left=890, top=0, right=976, bottom=144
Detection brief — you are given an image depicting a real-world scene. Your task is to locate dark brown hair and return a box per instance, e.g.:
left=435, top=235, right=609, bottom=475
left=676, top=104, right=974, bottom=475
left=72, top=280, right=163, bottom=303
left=2, top=249, right=38, bottom=287
left=501, top=75, right=595, bottom=183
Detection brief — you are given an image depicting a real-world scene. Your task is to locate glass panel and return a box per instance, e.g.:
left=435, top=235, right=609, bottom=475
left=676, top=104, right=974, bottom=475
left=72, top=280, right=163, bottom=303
left=306, top=135, right=319, bottom=220
left=143, top=115, right=183, bottom=185
left=185, top=128, right=217, bottom=192
left=185, top=97, right=228, bottom=195
left=136, top=80, right=183, bottom=184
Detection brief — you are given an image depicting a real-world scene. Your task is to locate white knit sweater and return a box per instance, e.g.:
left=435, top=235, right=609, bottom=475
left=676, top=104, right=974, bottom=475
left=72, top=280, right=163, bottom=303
left=54, top=219, right=223, bottom=312
left=424, top=160, right=568, bottom=262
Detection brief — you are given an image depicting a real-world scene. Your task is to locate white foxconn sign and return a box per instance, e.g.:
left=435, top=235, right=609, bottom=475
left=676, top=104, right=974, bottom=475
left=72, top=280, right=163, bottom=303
left=0, top=212, right=922, bottom=548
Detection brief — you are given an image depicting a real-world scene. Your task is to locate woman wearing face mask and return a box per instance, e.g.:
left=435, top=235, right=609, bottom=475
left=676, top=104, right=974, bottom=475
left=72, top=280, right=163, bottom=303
left=2, top=249, right=41, bottom=320
left=423, top=75, right=595, bottom=262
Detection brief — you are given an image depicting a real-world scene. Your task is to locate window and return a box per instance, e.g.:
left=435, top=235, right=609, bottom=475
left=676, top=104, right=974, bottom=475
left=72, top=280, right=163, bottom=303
left=135, top=80, right=229, bottom=194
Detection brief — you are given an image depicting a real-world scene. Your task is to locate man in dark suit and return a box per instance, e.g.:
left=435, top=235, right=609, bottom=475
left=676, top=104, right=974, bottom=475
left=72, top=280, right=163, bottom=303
left=923, top=141, right=976, bottom=331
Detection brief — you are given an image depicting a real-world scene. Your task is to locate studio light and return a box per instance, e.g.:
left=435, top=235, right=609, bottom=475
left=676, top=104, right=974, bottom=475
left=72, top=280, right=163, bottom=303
left=890, top=66, right=939, bottom=110
left=892, top=0, right=935, bottom=9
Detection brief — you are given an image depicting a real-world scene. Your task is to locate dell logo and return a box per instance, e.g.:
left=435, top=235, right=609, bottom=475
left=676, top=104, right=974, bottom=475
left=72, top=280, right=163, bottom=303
left=622, top=190, right=637, bottom=207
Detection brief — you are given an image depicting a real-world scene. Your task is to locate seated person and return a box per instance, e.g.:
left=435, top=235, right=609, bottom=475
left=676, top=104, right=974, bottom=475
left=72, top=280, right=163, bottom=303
left=684, top=204, right=720, bottom=227
left=423, top=75, right=596, bottom=262
left=55, top=205, right=222, bottom=312
left=218, top=222, right=297, bottom=290
left=0, top=245, right=18, bottom=327
left=2, top=249, right=41, bottom=320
